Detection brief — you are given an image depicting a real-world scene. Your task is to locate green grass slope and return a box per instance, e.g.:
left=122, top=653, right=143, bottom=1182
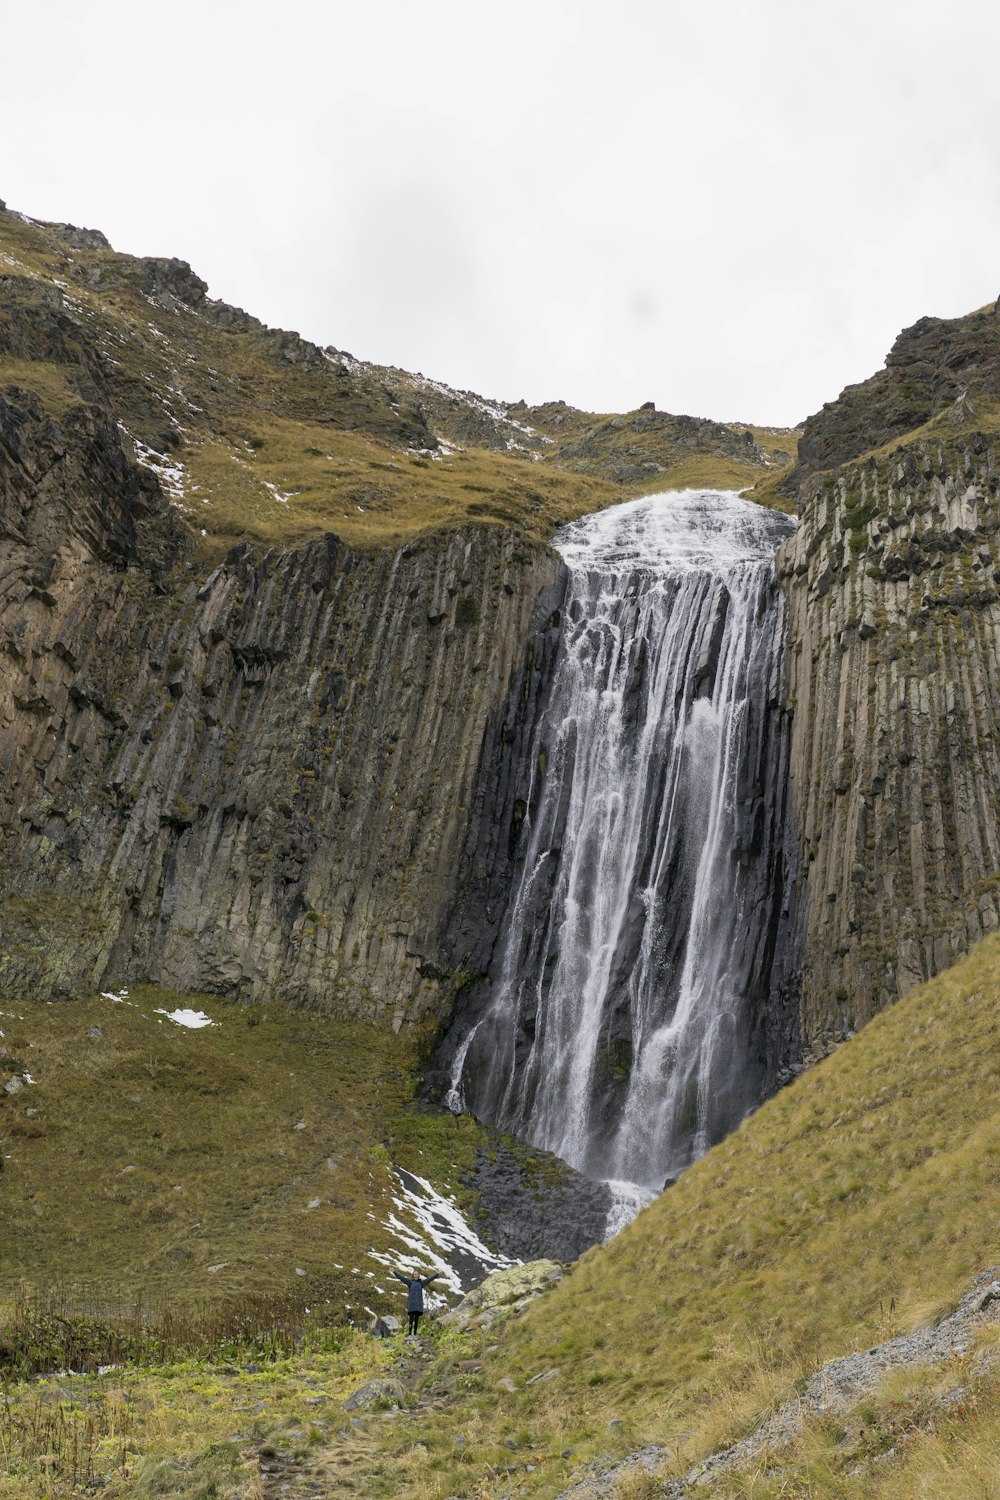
left=0, top=985, right=486, bottom=1316
left=335, top=928, right=1000, bottom=1497
left=7, top=916, right=1000, bottom=1497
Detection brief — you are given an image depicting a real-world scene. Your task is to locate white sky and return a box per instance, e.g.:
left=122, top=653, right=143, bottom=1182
left=2, top=0, right=998, bottom=426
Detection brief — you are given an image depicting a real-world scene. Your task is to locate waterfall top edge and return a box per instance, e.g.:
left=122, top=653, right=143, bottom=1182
left=554, top=488, right=797, bottom=575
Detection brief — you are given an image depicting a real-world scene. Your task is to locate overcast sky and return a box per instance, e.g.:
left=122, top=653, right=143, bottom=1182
left=3, top=0, right=998, bottom=426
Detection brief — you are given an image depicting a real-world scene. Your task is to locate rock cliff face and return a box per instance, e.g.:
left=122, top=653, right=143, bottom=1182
left=0, top=389, right=560, bottom=1018
left=777, top=429, right=1000, bottom=1052
left=785, top=304, right=1000, bottom=493
left=5, top=195, right=1000, bottom=1105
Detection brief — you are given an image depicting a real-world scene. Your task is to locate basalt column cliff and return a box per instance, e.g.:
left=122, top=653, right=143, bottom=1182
left=0, top=203, right=795, bottom=1032
left=0, top=388, right=561, bottom=1016
left=776, top=302, right=1000, bottom=1055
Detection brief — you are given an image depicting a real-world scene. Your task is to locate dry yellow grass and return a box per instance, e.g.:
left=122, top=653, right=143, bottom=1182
left=0, top=357, right=80, bottom=415
left=345, top=929, right=1000, bottom=1497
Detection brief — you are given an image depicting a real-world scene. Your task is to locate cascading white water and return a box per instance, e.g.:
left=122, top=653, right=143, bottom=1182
left=449, top=489, right=796, bottom=1194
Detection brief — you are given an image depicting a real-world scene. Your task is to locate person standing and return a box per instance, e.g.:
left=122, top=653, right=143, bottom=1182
left=393, top=1267, right=441, bottom=1335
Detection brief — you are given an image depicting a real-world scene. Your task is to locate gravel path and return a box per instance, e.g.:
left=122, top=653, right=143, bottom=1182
left=556, top=1268, right=1000, bottom=1498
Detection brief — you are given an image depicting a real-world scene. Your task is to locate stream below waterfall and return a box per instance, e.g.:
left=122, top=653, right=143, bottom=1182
left=448, top=489, right=797, bottom=1214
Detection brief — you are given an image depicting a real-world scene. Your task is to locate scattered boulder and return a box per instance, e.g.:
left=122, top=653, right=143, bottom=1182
left=343, top=1377, right=406, bottom=1412
left=438, top=1260, right=564, bottom=1332
left=367, top=1314, right=401, bottom=1339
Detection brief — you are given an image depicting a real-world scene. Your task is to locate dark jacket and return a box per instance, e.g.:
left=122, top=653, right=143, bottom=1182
left=393, top=1271, right=439, bottom=1312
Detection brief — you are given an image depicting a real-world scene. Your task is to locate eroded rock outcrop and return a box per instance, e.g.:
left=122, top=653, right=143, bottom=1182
left=785, top=302, right=1000, bottom=494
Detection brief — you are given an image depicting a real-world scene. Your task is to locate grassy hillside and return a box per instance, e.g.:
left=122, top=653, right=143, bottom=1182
left=0, top=985, right=488, bottom=1316
left=4, top=928, right=1000, bottom=1496
left=0, top=203, right=799, bottom=557
left=323, top=928, right=1000, bottom=1497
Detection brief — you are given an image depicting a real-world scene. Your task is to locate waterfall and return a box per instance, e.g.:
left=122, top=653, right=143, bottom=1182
left=449, top=489, right=797, bottom=1192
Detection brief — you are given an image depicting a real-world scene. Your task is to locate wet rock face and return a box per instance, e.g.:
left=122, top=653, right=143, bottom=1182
left=777, top=432, right=1000, bottom=1053
left=465, top=1135, right=612, bottom=1263
left=0, top=392, right=560, bottom=1017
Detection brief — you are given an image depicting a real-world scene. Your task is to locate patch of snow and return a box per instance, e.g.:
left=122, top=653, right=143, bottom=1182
left=262, top=480, right=292, bottom=505
left=100, top=989, right=129, bottom=1003
left=412, top=375, right=543, bottom=442
left=116, top=423, right=186, bottom=502
left=22, top=1073, right=36, bottom=1085
left=154, top=1008, right=216, bottom=1029
left=325, top=348, right=363, bottom=374
left=407, top=438, right=460, bottom=462
left=368, top=1167, right=518, bottom=1300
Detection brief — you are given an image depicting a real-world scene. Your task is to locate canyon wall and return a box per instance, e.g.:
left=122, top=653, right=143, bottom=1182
left=778, top=429, right=1000, bottom=1054
left=6, top=230, right=1000, bottom=1085
left=0, top=390, right=560, bottom=1020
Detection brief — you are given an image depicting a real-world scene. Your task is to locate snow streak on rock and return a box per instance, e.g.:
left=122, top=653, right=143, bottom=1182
left=368, top=1167, right=517, bottom=1300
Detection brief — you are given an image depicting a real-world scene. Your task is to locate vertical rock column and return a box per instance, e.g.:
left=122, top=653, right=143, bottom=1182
left=0, top=393, right=563, bottom=1018
left=777, top=434, right=1000, bottom=1054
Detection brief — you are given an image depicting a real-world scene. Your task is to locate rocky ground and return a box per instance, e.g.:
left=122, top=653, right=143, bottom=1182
left=784, top=300, right=1000, bottom=495
left=235, top=1262, right=1000, bottom=1498
left=250, top=1263, right=566, bottom=1499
